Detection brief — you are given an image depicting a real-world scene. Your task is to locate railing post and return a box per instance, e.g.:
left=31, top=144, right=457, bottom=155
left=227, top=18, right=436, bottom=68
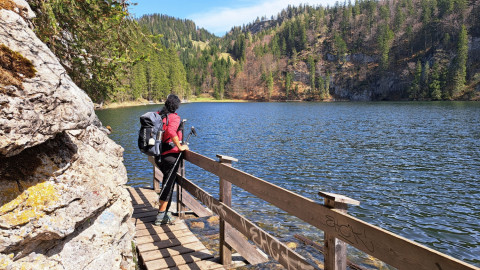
left=217, top=154, right=238, bottom=267
left=149, top=156, right=162, bottom=193
left=319, top=191, right=360, bottom=270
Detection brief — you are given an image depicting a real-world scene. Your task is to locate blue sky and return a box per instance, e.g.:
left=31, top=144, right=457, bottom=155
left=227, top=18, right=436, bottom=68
left=128, top=0, right=339, bottom=37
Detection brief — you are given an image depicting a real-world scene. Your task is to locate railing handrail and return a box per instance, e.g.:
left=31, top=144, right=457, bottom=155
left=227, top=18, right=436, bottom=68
left=180, top=150, right=479, bottom=270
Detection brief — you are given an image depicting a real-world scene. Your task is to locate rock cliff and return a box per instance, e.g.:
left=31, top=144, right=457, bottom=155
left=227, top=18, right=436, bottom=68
left=0, top=1, right=134, bottom=269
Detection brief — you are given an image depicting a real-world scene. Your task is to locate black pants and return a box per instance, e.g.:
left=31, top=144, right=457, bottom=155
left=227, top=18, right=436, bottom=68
left=155, top=153, right=181, bottom=211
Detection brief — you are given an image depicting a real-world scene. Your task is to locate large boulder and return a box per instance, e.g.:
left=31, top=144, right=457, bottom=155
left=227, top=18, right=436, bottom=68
left=0, top=4, right=134, bottom=270
left=0, top=7, right=96, bottom=157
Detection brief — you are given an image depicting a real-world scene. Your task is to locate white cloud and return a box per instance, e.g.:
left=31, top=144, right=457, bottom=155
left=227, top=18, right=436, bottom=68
left=189, top=0, right=339, bottom=36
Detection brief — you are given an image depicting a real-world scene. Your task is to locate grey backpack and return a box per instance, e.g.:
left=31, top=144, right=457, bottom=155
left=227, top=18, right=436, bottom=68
left=137, top=112, right=169, bottom=156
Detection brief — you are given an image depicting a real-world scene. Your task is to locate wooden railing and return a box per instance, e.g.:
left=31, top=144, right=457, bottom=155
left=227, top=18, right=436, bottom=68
left=149, top=151, right=479, bottom=270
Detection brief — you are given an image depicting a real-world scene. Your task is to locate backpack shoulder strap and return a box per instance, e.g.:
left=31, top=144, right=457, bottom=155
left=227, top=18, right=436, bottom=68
left=163, top=113, right=170, bottom=126
left=158, top=112, right=170, bottom=126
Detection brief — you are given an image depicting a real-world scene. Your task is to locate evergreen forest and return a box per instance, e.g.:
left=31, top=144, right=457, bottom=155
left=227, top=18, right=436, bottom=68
left=29, top=0, right=480, bottom=103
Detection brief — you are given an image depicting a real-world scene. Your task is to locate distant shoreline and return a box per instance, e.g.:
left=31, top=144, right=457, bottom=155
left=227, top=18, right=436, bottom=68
left=96, top=100, right=161, bottom=110
left=95, top=98, right=250, bottom=110
left=95, top=98, right=479, bottom=110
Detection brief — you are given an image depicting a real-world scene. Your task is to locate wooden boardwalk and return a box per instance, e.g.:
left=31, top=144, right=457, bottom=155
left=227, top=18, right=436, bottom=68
left=124, top=151, right=480, bottom=270
left=128, top=187, right=227, bottom=270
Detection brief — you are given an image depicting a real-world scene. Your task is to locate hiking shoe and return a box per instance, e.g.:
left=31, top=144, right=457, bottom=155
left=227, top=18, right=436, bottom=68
left=154, top=211, right=166, bottom=226
left=154, top=211, right=176, bottom=225
left=162, top=211, right=176, bottom=225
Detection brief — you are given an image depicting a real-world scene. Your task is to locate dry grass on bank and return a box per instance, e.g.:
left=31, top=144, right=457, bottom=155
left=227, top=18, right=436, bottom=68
left=99, top=99, right=162, bottom=110
left=98, top=97, right=249, bottom=109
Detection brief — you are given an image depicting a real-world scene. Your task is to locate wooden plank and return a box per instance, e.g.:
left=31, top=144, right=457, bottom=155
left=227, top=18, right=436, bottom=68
left=133, top=206, right=157, bottom=214
left=128, top=187, right=147, bottom=205
left=318, top=191, right=360, bottom=206
left=137, top=234, right=200, bottom=253
left=185, top=151, right=479, bottom=270
left=154, top=165, right=162, bottom=193
left=141, top=242, right=209, bottom=262
left=136, top=230, right=194, bottom=245
left=218, top=156, right=234, bottom=266
left=135, top=228, right=193, bottom=242
left=144, top=249, right=213, bottom=270
left=136, top=227, right=190, bottom=238
left=178, top=175, right=317, bottom=270
left=323, top=196, right=349, bottom=270
left=135, top=188, right=159, bottom=202
left=206, top=255, right=248, bottom=269
left=133, top=215, right=157, bottom=224
left=136, top=221, right=188, bottom=232
left=133, top=210, right=158, bottom=219
left=129, top=188, right=158, bottom=209
left=172, top=259, right=226, bottom=270
left=133, top=203, right=153, bottom=209
left=133, top=187, right=155, bottom=198
left=149, top=155, right=163, bottom=194
left=148, top=155, right=156, bottom=165
left=132, top=216, right=158, bottom=225
left=132, top=212, right=157, bottom=221
left=225, top=227, right=268, bottom=265
left=294, top=234, right=367, bottom=270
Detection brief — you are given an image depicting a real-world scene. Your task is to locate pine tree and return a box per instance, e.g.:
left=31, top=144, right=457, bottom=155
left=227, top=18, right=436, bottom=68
left=353, top=0, right=360, bottom=17
left=421, top=61, right=430, bottom=99
left=325, top=73, right=331, bottom=98
left=429, top=62, right=442, bottom=100
left=232, top=34, right=246, bottom=61
left=378, top=24, right=394, bottom=70
left=307, top=55, right=316, bottom=94
left=394, top=2, right=406, bottom=31
left=454, top=0, right=468, bottom=15
left=451, top=25, right=468, bottom=97
left=299, top=21, right=308, bottom=52
left=438, top=0, right=453, bottom=17
left=271, top=35, right=281, bottom=57
left=131, top=63, right=147, bottom=100
left=409, top=60, right=422, bottom=100
left=380, top=4, right=390, bottom=21
left=334, top=33, right=348, bottom=63
left=285, top=72, right=293, bottom=99
left=441, top=68, right=450, bottom=100
left=266, top=71, right=274, bottom=100
left=317, top=75, right=326, bottom=99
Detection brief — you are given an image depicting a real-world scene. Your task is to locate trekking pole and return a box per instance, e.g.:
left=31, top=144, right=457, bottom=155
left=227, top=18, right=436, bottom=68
left=157, top=126, right=197, bottom=204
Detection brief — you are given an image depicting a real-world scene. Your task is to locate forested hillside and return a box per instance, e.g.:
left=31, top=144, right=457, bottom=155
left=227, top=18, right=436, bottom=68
left=137, top=0, right=480, bottom=101
left=29, top=0, right=480, bottom=102
left=237, top=0, right=480, bottom=101
left=29, top=0, right=190, bottom=104
left=137, top=14, right=216, bottom=49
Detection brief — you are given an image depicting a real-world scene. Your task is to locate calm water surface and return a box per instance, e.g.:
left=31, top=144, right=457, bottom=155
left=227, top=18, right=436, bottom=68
left=97, top=102, right=480, bottom=267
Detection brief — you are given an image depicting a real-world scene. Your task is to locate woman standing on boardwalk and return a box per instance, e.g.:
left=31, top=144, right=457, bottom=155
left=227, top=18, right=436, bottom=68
left=155, top=94, right=189, bottom=225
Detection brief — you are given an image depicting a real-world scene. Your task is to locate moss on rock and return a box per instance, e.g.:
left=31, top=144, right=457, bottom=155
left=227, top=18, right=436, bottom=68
left=0, top=43, right=36, bottom=91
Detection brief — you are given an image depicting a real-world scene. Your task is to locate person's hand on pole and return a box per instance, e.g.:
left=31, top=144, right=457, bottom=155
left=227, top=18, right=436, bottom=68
left=172, top=136, right=189, bottom=151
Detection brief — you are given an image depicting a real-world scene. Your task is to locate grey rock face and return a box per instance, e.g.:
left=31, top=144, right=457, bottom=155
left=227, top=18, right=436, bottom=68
left=0, top=5, right=134, bottom=270
left=0, top=9, right=96, bottom=157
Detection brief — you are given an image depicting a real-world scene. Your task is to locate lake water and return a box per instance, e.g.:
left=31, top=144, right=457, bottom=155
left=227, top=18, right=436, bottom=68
left=96, top=102, right=480, bottom=267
